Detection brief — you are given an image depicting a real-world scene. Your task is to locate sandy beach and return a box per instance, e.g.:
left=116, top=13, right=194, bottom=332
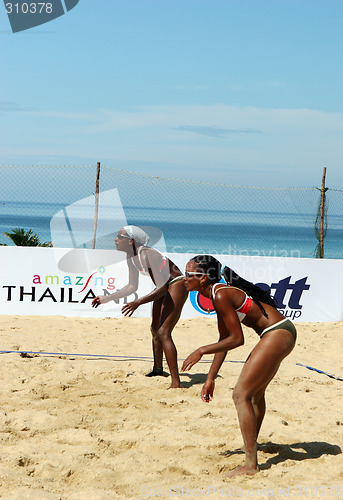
left=1, top=315, right=342, bottom=499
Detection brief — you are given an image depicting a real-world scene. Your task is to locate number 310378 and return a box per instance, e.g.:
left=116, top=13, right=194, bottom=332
left=5, top=3, right=53, bottom=14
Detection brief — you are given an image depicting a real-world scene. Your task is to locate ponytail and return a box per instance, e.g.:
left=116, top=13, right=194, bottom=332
left=221, top=266, right=278, bottom=318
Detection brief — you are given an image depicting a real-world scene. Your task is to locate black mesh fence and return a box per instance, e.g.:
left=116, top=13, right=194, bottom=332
left=1, top=165, right=342, bottom=259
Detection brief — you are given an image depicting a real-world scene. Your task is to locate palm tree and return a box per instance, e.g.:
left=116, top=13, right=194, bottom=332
left=3, top=228, right=52, bottom=247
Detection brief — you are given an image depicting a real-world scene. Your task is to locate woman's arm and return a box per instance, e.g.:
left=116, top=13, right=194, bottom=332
left=200, top=311, right=243, bottom=401
left=121, top=248, right=171, bottom=316
left=181, top=291, right=244, bottom=370
left=92, top=258, right=139, bottom=307
left=182, top=292, right=244, bottom=402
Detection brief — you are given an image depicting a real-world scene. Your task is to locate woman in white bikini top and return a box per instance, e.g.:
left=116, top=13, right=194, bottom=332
left=92, top=225, right=187, bottom=389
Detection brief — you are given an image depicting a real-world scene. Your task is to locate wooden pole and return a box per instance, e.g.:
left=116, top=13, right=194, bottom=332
left=319, top=166, right=327, bottom=258
left=92, top=162, right=101, bottom=249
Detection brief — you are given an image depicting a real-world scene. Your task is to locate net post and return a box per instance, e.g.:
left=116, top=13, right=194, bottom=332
left=92, top=162, right=101, bottom=249
left=319, top=166, right=327, bottom=258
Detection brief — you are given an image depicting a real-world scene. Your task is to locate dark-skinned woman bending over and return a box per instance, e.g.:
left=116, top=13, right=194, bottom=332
left=181, top=255, right=296, bottom=477
left=92, top=226, right=188, bottom=388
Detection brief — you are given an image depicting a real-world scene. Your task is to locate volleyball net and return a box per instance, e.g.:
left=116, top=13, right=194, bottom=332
left=1, top=165, right=342, bottom=259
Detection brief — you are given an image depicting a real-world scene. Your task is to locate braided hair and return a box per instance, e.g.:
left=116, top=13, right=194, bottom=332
left=190, top=255, right=278, bottom=318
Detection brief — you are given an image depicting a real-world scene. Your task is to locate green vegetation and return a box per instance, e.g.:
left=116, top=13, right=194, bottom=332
left=2, top=228, right=52, bottom=247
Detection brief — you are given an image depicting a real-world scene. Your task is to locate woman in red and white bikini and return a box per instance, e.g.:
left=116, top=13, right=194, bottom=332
left=92, top=225, right=188, bottom=388
left=181, top=255, right=296, bottom=477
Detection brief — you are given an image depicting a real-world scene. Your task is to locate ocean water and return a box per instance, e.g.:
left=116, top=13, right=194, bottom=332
left=1, top=200, right=342, bottom=259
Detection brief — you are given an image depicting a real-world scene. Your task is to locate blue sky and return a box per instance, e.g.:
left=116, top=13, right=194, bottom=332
left=1, top=0, right=343, bottom=188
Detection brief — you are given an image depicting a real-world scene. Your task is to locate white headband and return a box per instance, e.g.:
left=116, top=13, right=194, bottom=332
left=122, top=225, right=150, bottom=247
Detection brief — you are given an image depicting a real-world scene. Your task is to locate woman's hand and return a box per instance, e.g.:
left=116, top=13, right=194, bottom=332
left=181, top=348, right=203, bottom=372
left=121, top=300, right=140, bottom=317
left=201, top=379, right=215, bottom=403
left=91, top=295, right=110, bottom=308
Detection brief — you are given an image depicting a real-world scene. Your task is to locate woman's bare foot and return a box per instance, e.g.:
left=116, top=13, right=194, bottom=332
left=225, top=464, right=259, bottom=478
left=168, top=381, right=183, bottom=389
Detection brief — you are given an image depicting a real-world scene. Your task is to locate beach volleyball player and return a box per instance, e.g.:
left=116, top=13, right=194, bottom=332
left=181, top=255, right=296, bottom=477
left=92, top=226, right=188, bottom=388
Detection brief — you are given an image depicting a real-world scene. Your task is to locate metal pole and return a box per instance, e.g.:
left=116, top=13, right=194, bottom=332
left=92, top=162, right=101, bottom=249
left=319, top=166, right=327, bottom=258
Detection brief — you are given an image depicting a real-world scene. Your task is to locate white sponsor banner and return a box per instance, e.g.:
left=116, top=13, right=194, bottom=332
left=1, top=247, right=342, bottom=322
left=0, top=247, right=153, bottom=318
left=168, top=253, right=343, bottom=322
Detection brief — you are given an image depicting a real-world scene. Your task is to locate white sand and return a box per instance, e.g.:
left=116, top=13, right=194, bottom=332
left=1, top=316, right=342, bottom=499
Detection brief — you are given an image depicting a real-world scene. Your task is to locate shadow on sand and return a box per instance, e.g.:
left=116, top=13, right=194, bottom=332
left=181, top=372, right=223, bottom=388
left=220, top=441, right=342, bottom=470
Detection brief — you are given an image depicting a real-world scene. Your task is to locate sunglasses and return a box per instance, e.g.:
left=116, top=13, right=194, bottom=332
left=184, top=271, right=204, bottom=279
left=117, top=234, right=131, bottom=240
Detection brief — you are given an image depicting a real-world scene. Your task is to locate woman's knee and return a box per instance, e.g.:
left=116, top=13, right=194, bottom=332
left=232, top=385, right=248, bottom=406
left=150, top=325, right=158, bottom=338
left=156, top=325, right=172, bottom=343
